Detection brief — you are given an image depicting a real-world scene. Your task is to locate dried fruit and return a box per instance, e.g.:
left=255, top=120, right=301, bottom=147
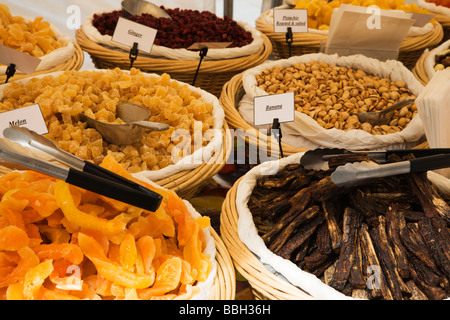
left=0, top=155, right=211, bottom=300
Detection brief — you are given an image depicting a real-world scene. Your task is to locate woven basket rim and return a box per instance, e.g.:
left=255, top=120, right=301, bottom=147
left=75, top=28, right=273, bottom=73
left=220, top=177, right=314, bottom=300
left=209, top=226, right=236, bottom=300
left=0, top=42, right=84, bottom=83
left=255, top=8, right=444, bottom=51
left=413, top=51, right=431, bottom=85
left=435, top=13, right=450, bottom=27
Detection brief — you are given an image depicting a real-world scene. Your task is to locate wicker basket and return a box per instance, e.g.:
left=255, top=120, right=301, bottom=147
left=220, top=138, right=433, bottom=300
left=413, top=50, right=431, bottom=85
left=152, top=121, right=232, bottom=199
left=0, top=165, right=235, bottom=300
left=255, top=7, right=444, bottom=70
left=0, top=68, right=231, bottom=200
left=75, top=28, right=272, bottom=97
left=220, top=177, right=314, bottom=300
left=219, top=72, right=308, bottom=159
left=209, top=226, right=237, bottom=300
left=0, top=42, right=84, bottom=84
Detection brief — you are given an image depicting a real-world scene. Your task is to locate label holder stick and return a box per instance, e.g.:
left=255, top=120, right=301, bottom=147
left=192, top=46, right=208, bottom=86
left=285, top=27, right=293, bottom=58
left=5, top=63, right=16, bottom=84
left=129, top=42, right=139, bottom=69
left=271, top=118, right=284, bottom=159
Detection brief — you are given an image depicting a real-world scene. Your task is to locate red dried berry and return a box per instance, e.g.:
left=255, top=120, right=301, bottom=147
left=92, top=7, right=253, bottom=49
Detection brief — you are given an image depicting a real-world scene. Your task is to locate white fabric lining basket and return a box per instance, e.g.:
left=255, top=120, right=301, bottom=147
left=236, top=151, right=450, bottom=300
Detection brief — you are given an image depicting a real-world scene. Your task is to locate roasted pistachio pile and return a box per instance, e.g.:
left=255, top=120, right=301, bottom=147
left=256, top=61, right=417, bottom=135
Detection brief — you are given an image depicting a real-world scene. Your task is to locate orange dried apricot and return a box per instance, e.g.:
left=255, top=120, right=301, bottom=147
left=0, top=226, right=29, bottom=251
left=137, top=257, right=182, bottom=299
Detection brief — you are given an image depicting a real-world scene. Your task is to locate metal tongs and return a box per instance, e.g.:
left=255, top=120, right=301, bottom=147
left=1, top=126, right=163, bottom=212
left=330, top=153, right=450, bottom=187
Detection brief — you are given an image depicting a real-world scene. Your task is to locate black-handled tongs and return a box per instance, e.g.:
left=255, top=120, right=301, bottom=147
left=1, top=126, right=162, bottom=212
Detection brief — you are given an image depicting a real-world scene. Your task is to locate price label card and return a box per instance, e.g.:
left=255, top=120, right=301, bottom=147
left=254, top=92, right=295, bottom=126
left=273, top=9, right=308, bottom=33
left=112, top=17, right=157, bottom=53
left=0, top=44, right=41, bottom=75
left=0, top=104, right=48, bottom=138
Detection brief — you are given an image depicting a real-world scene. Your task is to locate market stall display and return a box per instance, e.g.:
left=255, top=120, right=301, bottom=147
left=0, top=68, right=230, bottom=199
left=75, top=6, right=272, bottom=97
left=221, top=151, right=450, bottom=300
left=220, top=53, right=425, bottom=159
left=255, top=1, right=443, bottom=69
left=0, top=4, right=83, bottom=83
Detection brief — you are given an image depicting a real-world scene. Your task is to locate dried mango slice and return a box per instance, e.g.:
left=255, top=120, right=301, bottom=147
left=119, top=233, right=137, bottom=272
left=23, top=259, right=53, bottom=299
left=54, top=180, right=125, bottom=235
left=6, top=282, right=24, bottom=300
left=183, top=219, right=211, bottom=282
left=89, top=257, right=154, bottom=290
left=78, top=233, right=154, bottom=290
left=33, top=243, right=84, bottom=265
left=137, top=257, right=182, bottom=299
left=137, top=236, right=156, bottom=275
left=0, top=247, right=39, bottom=288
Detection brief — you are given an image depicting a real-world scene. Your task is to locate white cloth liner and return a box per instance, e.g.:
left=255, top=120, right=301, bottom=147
left=238, top=53, right=425, bottom=151
left=0, top=16, right=75, bottom=75
left=236, top=151, right=450, bottom=300
left=262, top=4, right=434, bottom=37
left=424, top=38, right=450, bottom=79
left=0, top=70, right=225, bottom=182
left=81, top=10, right=265, bottom=61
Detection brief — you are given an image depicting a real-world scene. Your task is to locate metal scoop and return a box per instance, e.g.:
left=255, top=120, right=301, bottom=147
left=353, top=98, right=415, bottom=126
left=79, top=102, right=169, bottom=145
left=121, top=0, right=171, bottom=18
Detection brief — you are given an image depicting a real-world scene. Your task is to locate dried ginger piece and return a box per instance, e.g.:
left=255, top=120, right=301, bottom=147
left=0, top=4, right=66, bottom=57
left=0, top=69, right=216, bottom=173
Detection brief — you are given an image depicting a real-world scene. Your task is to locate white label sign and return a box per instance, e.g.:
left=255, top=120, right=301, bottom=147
left=112, top=17, right=157, bottom=53
left=273, top=9, right=308, bottom=33
left=0, top=44, right=41, bottom=75
left=0, top=104, right=48, bottom=138
left=254, top=92, right=295, bottom=126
